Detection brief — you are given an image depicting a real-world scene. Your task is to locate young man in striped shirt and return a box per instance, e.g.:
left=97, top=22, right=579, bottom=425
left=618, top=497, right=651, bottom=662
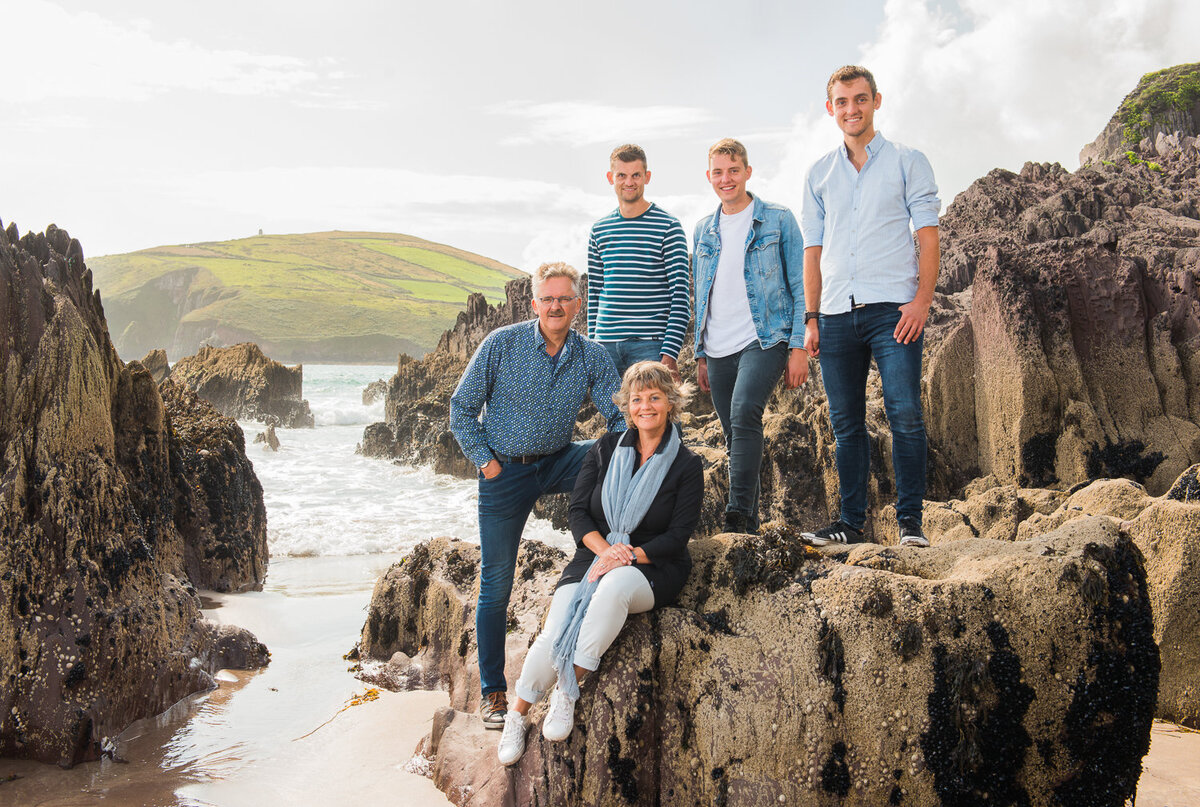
left=587, top=144, right=691, bottom=380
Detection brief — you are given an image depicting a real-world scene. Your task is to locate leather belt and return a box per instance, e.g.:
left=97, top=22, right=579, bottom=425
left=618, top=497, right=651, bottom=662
left=493, top=451, right=550, bottom=464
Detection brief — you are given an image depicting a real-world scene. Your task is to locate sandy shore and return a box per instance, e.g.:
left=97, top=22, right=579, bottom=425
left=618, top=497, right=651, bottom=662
left=0, top=555, right=451, bottom=807
left=1, top=553, right=1195, bottom=806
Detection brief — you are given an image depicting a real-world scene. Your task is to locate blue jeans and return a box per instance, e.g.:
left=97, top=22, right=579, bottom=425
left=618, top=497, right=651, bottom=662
left=705, top=341, right=788, bottom=529
left=601, top=339, right=663, bottom=378
left=818, top=304, right=926, bottom=529
left=476, top=441, right=593, bottom=695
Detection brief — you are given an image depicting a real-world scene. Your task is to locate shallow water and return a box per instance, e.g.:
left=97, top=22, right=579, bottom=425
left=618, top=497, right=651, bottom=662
left=0, top=364, right=569, bottom=806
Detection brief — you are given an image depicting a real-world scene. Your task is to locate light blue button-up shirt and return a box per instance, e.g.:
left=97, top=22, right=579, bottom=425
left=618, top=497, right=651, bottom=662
left=800, top=132, right=940, bottom=315
left=449, top=319, right=625, bottom=468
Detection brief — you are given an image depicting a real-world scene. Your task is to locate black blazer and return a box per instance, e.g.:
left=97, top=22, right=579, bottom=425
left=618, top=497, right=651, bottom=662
left=559, top=429, right=704, bottom=606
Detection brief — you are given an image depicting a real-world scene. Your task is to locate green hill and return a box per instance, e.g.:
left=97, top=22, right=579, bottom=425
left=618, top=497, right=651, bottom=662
left=89, top=231, right=526, bottom=363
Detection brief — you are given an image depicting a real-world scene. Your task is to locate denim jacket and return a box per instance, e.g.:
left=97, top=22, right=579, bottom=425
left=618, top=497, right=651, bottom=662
left=691, top=194, right=806, bottom=358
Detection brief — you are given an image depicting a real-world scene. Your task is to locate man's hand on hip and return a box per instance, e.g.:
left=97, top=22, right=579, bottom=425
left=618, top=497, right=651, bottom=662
left=894, top=298, right=931, bottom=344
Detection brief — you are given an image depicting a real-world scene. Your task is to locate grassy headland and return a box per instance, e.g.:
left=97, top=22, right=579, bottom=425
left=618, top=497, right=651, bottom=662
left=89, top=231, right=525, bottom=364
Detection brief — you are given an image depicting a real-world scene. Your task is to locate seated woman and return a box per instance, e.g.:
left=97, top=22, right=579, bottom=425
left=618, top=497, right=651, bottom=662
left=497, top=361, right=703, bottom=766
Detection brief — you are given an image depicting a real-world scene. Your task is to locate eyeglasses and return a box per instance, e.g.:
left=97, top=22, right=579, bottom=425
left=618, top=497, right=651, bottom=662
left=536, top=295, right=578, bottom=305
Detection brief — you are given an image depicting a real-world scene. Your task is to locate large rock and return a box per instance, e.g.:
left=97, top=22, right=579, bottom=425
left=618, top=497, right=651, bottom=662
left=138, top=348, right=170, bottom=383
left=928, top=143, right=1200, bottom=495
left=1079, top=63, right=1200, bottom=165
left=358, top=522, right=1157, bottom=806
left=0, top=221, right=268, bottom=766
left=170, top=342, right=314, bottom=428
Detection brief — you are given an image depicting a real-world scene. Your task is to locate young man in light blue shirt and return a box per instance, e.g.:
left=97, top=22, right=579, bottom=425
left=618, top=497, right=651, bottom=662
left=800, top=65, right=941, bottom=548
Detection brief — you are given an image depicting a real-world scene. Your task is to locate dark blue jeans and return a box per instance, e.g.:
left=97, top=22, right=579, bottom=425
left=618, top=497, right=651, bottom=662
left=819, top=304, right=926, bottom=530
left=476, top=441, right=592, bottom=695
left=705, top=341, right=788, bottom=529
left=601, top=339, right=663, bottom=378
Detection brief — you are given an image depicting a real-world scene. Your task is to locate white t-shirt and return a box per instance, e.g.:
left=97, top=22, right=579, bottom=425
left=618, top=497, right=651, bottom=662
left=701, top=204, right=759, bottom=358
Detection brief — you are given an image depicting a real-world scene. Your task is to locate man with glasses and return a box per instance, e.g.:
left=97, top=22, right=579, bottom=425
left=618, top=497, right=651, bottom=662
left=588, top=144, right=690, bottom=379
left=450, top=261, right=625, bottom=729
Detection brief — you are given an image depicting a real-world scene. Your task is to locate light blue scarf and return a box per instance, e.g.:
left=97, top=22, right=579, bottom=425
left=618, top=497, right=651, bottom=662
left=550, top=427, right=681, bottom=699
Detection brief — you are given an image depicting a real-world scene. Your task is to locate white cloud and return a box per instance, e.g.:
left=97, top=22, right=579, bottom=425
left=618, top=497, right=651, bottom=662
left=490, top=101, right=716, bottom=146
left=2, top=1, right=322, bottom=103
left=767, top=0, right=1200, bottom=213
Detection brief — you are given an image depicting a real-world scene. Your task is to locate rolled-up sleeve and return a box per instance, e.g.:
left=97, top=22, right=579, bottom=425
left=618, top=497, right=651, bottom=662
left=800, top=165, right=827, bottom=248
left=905, top=150, right=941, bottom=230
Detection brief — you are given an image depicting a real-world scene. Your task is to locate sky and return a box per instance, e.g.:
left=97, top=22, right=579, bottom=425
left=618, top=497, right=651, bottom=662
left=3, top=0, right=1198, bottom=276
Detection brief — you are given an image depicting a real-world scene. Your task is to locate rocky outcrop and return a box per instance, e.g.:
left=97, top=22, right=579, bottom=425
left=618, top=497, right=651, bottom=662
left=170, top=342, right=314, bottom=428
left=0, top=221, right=269, bottom=767
left=1079, top=63, right=1200, bottom=165
left=253, top=423, right=281, bottom=451
left=921, top=464, right=1200, bottom=729
left=359, top=521, right=1157, bottom=806
left=161, top=381, right=269, bottom=592
left=361, top=378, right=388, bottom=406
left=139, top=348, right=170, bottom=383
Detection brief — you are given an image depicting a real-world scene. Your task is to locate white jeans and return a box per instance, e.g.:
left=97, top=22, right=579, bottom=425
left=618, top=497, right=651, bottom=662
left=513, top=565, right=654, bottom=704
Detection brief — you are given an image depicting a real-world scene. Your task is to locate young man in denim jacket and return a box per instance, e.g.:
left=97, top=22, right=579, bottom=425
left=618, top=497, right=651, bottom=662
left=800, top=66, right=941, bottom=548
left=693, top=138, right=808, bottom=534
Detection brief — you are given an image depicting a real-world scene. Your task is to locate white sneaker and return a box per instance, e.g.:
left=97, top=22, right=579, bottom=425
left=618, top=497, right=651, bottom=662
left=497, top=710, right=527, bottom=766
left=542, top=685, right=577, bottom=742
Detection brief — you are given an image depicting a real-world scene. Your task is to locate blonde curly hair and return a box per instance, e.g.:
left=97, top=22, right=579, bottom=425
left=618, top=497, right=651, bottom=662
left=612, top=360, right=694, bottom=423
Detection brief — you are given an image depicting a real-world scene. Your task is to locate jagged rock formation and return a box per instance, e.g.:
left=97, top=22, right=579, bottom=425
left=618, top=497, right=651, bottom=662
left=139, top=348, right=170, bottom=383
left=929, top=141, right=1200, bottom=495
left=361, top=379, right=388, bottom=406
left=170, top=342, right=314, bottom=428
left=1079, top=63, right=1200, bottom=165
left=253, top=423, right=281, bottom=451
left=161, top=381, right=269, bottom=591
left=359, top=520, right=1157, bottom=806
left=0, top=221, right=269, bottom=767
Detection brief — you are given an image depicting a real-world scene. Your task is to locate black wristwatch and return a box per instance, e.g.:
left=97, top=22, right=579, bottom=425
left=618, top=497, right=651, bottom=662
left=805, top=311, right=820, bottom=323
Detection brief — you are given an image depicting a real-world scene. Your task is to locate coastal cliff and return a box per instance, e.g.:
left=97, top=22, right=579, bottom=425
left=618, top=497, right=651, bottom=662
left=0, top=221, right=269, bottom=767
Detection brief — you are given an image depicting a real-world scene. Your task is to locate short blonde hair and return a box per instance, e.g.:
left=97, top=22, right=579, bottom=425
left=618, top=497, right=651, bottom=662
left=532, top=262, right=580, bottom=297
left=612, top=361, right=694, bottom=423
left=708, top=137, right=748, bottom=166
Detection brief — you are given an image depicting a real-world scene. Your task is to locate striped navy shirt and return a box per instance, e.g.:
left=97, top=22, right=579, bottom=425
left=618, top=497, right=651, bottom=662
left=587, top=203, right=690, bottom=359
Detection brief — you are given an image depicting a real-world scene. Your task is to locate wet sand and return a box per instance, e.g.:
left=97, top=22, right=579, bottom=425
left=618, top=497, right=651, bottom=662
left=0, top=555, right=450, bottom=807
left=1, top=553, right=1195, bottom=806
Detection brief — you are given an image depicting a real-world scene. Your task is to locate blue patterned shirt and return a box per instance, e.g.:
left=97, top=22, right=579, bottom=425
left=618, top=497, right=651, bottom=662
left=450, top=319, right=626, bottom=468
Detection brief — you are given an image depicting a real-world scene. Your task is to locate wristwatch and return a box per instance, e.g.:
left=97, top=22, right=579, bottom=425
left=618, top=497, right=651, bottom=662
left=805, top=311, right=820, bottom=323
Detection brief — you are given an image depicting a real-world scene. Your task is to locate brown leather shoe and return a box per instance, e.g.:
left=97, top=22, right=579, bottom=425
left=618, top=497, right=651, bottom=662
left=480, top=691, right=508, bottom=729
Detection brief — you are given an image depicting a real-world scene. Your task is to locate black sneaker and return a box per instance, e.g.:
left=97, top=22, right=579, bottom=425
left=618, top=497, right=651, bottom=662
left=723, top=510, right=751, bottom=534
left=898, top=519, right=929, bottom=547
left=480, top=691, right=507, bottom=729
left=801, top=520, right=865, bottom=546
